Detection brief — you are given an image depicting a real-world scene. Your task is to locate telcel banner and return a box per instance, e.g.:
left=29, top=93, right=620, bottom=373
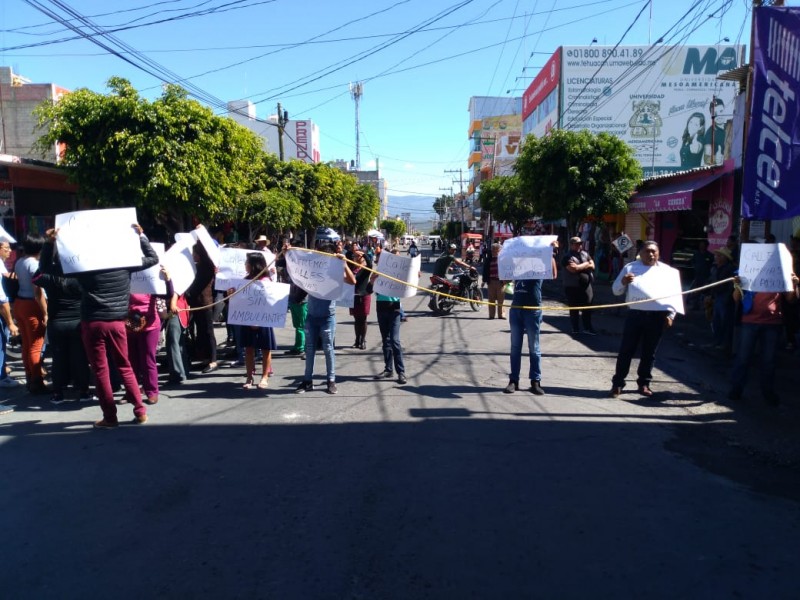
left=742, top=6, right=800, bottom=220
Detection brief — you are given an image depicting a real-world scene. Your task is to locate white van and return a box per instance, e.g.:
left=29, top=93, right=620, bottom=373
left=425, top=235, right=441, bottom=247
left=400, top=234, right=416, bottom=247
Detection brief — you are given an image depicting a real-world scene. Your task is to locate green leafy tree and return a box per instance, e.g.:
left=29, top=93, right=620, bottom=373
left=380, top=219, right=406, bottom=240
left=433, top=194, right=451, bottom=219
left=478, top=174, right=530, bottom=235
left=34, top=77, right=263, bottom=221
left=235, top=188, right=303, bottom=241
left=515, top=129, right=642, bottom=233
left=343, top=183, right=381, bottom=238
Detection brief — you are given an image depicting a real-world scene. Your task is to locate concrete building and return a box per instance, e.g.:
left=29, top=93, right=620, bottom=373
left=226, top=100, right=321, bottom=164
left=330, top=159, right=388, bottom=220
left=466, top=96, right=524, bottom=232
left=0, top=66, right=68, bottom=162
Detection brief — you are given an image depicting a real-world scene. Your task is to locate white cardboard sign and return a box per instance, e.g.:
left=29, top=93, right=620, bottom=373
left=285, top=249, right=345, bottom=301
left=626, top=264, right=685, bottom=315
left=130, top=242, right=166, bottom=294
left=0, top=224, right=16, bottom=244
left=160, top=239, right=196, bottom=296
left=226, top=278, right=290, bottom=328
left=738, top=243, right=794, bottom=292
left=194, top=225, right=220, bottom=267
left=55, top=208, right=143, bottom=274
left=497, top=235, right=557, bottom=280
left=373, top=253, right=421, bottom=298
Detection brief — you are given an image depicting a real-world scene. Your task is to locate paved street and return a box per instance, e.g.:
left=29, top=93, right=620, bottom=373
left=2, top=275, right=799, bottom=598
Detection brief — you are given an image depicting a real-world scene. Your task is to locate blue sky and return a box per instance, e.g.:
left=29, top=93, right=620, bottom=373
left=0, top=0, right=762, bottom=221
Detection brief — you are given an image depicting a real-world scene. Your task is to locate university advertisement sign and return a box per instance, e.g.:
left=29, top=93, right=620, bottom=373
left=741, top=6, right=800, bottom=220
left=560, top=44, right=743, bottom=174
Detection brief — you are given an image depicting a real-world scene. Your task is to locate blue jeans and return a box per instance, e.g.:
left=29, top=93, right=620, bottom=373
left=509, top=307, right=542, bottom=383
left=377, top=310, right=404, bottom=375
left=0, top=317, right=8, bottom=380
left=304, top=314, right=336, bottom=382
left=165, top=314, right=189, bottom=382
left=730, top=323, right=781, bottom=396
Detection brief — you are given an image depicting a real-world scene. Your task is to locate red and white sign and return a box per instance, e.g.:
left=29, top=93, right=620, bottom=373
left=522, top=50, right=561, bottom=120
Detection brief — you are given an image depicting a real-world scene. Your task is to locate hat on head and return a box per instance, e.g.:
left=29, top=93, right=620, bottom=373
left=449, top=243, right=457, bottom=250
left=714, top=247, right=733, bottom=262
left=569, top=236, right=582, bottom=244
left=255, top=235, right=268, bottom=243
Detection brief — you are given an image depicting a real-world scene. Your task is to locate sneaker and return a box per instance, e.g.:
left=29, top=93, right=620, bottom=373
left=79, top=393, right=99, bottom=402
left=299, top=352, right=306, bottom=360
left=530, top=380, right=545, bottom=395
left=0, top=377, right=23, bottom=388
left=0, top=404, right=13, bottom=415
left=397, top=374, right=407, bottom=385
left=226, top=360, right=242, bottom=368
left=377, top=370, right=393, bottom=379
left=326, top=381, right=338, bottom=395
left=131, top=414, right=148, bottom=425
left=295, top=381, right=314, bottom=394
left=93, top=419, right=119, bottom=430
left=50, top=393, right=70, bottom=406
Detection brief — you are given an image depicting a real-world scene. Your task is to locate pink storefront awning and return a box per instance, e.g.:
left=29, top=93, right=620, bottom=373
left=628, top=170, right=727, bottom=214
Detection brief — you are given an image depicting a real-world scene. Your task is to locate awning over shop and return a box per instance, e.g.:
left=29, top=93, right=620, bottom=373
left=628, top=169, right=727, bottom=214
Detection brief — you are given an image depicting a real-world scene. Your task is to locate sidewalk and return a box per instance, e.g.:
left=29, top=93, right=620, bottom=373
left=542, top=275, right=800, bottom=466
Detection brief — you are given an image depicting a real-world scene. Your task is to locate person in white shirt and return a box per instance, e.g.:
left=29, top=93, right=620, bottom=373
left=609, top=241, right=676, bottom=398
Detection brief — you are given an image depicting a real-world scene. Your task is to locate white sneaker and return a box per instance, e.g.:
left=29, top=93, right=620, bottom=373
left=0, top=377, right=23, bottom=388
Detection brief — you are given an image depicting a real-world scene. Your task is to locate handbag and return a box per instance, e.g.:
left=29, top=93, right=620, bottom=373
left=125, top=310, right=147, bottom=333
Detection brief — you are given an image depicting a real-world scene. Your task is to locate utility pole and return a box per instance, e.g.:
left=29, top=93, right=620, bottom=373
left=445, top=168, right=467, bottom=238
left=276, top=102, right=288, bottom=161
left=438, top=186, right=454, bottom=230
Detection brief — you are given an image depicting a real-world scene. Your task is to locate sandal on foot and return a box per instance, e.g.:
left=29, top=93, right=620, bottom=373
left=257, top=378, right=269, bottom=389
left=243, top=379, right=254, bottom=390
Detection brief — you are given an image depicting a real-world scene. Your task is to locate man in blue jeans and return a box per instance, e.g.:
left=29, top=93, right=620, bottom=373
left=504, top=251, right=557, bottom=395
left=0, top=239, right=22, bottom=398
left=295, top=244, right=356, bottom=395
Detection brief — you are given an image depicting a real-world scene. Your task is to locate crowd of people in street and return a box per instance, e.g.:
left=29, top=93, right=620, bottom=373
left=2, top=224, right=799, bottom=428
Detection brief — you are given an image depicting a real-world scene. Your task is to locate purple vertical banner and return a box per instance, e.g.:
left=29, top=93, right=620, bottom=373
left=742, top=6, right=800, bottom=220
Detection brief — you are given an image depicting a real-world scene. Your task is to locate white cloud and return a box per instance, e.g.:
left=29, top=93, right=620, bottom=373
left=404, top=163, right=415, bottom=170
left=364, top=159, right=377, bottom=169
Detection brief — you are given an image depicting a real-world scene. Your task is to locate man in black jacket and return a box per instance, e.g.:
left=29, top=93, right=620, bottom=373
left=56, top=224, right=159, bottom=429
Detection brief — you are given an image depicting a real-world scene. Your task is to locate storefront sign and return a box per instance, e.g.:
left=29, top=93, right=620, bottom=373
left=628, top=192, right=692, bottom=214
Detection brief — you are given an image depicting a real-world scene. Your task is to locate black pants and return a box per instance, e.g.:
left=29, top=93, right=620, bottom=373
left=48, top=318, right=91, bottom=393
left=565, top=285, right=593, bottom=332
left=612, top=310, right=669, bottom=388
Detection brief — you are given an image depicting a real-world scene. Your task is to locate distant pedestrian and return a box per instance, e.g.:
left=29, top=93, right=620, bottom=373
left=482, top=242, right=506, bottom=320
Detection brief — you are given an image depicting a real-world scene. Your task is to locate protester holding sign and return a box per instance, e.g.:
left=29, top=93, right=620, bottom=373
left=57, top=222, right=159, bottom=428
left=371, top=249, right=408, bottom=385
left=609, top=241, right=678, bottom=399
left=504, top=243, right=557, bottom=396
left=33, top=234, right=92, bottom=403
left=185, top=240, right=218, bottom=374
left=294, top=243, right=356, bottom=395
left=230, top=253, right=277, bottom=390
left=728, top=271, right=800, bottom=406
left=349, top=249, right=373, bottom=350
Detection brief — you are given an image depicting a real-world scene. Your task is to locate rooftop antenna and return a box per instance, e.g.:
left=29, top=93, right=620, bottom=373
left=350, top=82, right=363, bottom=170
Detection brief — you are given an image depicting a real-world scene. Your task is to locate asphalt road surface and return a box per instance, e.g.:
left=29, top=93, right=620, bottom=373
left=2, top=281, right=799, bottom=599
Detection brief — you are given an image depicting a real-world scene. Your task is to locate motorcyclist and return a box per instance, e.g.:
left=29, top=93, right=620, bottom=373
left=432, top=243, right=475, bottom=295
